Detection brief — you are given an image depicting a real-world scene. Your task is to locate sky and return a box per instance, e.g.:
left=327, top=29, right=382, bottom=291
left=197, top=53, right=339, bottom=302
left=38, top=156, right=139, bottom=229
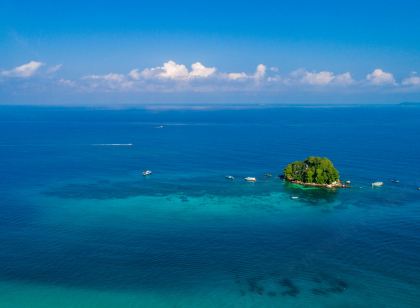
left=1, top=0, right=420, bottom=106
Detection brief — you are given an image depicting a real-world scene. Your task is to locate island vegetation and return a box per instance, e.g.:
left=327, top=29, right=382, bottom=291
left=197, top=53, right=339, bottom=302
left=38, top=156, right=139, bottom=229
left=283, top=156, right=345, bottom=188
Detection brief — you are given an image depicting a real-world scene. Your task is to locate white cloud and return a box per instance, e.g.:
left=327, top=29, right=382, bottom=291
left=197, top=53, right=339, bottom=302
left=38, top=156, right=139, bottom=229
left=366, top=68, right=396, bottom=85
left=84, top=73, right=126, bottom=82
left=129, top=61, right=216, bottom=81
left=190, top=62, right=216, bottom=78
left=223, top=64, right=266, bottom=81
left=159, top=61, right=189, bottom=80
left=402, top=73, right=420, bottom=86
left=83, top=61, right=214, bottom=92
left=254, top=64, right=266, bottom=80
left=128, top=69, right=141, bottom=80
left=82, top=73, right=133, bottom=90
left=334, top=72, right=354, bottom=85
left=1, top=60, right=44, bottom=78
left=129, top=67, right=161, bottom=80
left=226, top=72, right=248, bottom=80
left=290, top=69, right=353, bottom=86
left=129, top=61, right=188, bottom=81
left=127, top=62, right=264, bottom=84
left=301, top=71, right=335, bottom=85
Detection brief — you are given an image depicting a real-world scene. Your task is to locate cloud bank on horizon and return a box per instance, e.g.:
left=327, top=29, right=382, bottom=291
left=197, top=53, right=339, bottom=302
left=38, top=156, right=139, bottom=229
left=1, top=60, right=420, bottom=100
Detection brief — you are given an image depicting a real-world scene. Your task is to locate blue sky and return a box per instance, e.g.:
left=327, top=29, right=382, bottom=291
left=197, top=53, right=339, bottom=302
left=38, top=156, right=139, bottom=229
left=1, top=0, right=420, bottom=105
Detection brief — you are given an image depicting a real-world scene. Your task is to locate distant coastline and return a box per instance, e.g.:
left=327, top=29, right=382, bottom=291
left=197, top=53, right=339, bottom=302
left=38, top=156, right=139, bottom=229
left=399, top=102, right=420, bottom=106
left=0, top=102, right=415, bottom=111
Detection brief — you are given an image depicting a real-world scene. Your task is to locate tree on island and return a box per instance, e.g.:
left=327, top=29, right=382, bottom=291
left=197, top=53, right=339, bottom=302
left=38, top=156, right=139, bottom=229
left=283, top=156, right=339, bottom=185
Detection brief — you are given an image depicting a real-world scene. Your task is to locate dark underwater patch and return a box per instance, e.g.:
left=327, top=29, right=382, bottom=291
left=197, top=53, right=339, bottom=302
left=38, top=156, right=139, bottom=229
left=310, top=273, right=348, bottom=296
left=233, top=272, right=350, bottom=299
left=234, top=274, right=302, bottom=298
left=278, top=278, right=300, bottom=297
left=247, top=277, right=265, bottom=295
left=178, top=195, right=189, bottom=202
left=42, top=176, right=282, bottom=200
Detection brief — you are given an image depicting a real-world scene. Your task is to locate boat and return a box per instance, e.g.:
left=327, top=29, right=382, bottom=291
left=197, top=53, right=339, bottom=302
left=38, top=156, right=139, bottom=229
left=244, top=177, right=257, bottom=182
left=142, top=170, right=152, bottom=176
left=225, top=175, right=235, bottom=180
left=391, top=179, right=400, bottom=183
left=291, top=196, right=299, bottom=200
left=264, top=173, right=272, bottom=177
left=345, top=180, right=351, bottom=185
left=371, top=181, right=384, bottom=187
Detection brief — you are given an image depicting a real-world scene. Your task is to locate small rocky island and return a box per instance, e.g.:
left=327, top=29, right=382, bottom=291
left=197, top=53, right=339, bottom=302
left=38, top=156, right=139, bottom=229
left=283, top=156, right=347, bottom=188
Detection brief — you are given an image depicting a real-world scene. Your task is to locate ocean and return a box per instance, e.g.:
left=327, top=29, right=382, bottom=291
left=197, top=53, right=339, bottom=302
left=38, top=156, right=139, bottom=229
left=0, top=105, right=419, bottom=307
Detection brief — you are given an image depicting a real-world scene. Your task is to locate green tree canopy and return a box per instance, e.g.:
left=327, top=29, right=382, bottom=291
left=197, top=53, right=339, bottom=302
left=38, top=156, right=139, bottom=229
left=283, top=156, right=339, bottom=185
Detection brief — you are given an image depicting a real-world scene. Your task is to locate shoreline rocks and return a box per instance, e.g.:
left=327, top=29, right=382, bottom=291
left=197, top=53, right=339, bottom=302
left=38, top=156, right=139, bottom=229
left=286, top=179, right=350, bottom=189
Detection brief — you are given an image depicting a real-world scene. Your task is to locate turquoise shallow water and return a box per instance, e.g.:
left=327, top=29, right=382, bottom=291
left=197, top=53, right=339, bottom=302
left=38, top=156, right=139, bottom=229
left=0, top=106, right=419, bottom=307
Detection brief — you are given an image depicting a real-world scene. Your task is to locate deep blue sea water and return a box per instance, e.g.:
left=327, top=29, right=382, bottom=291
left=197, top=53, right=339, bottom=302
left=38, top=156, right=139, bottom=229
left=0, top=105, right=419, bottom=307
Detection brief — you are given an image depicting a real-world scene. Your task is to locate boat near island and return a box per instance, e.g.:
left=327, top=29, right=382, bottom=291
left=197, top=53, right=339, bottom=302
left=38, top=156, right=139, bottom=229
left=225, top=175, right=235, bottom=180
left=372, top=181, right=384, bottom=187
left=142, top=170, right=152, bottom=176
left=244, top=177, right=257, bottom=182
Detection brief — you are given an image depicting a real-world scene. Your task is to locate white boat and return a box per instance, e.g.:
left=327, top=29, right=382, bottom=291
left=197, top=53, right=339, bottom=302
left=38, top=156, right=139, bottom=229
left=244, top=177, right=257, bottom=182
left=291, top=196, right=299, bottom=200
left=225, top=175, right=235, bottom=180
left=371, top=181, right=384, bottom=187
left=142, top=170, right=152, bottom=176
